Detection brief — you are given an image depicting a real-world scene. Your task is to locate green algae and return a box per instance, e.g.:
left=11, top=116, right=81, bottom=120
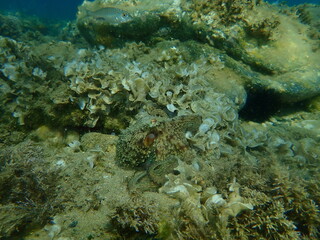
left=0, top=1, right=320, bottom=239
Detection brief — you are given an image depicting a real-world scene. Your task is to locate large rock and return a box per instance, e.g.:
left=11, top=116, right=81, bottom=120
left=77, top=0, right=320, bottom=104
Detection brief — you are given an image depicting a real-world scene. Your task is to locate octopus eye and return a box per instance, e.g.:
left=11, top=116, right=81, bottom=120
left=143, top=133, right=156, bottom=147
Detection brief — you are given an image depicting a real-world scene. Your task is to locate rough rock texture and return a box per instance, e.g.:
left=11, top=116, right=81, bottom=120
left=0, top=1, right=320, bottom=239
left=77, top=0, right=320, bottom=104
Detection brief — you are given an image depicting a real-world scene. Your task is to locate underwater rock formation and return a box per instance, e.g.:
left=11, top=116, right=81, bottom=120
left=296, top=4, right=320, bottom=30
left=76, top=0, right=194, bottom=47
left=0, top=0, right=320, bottom=239
left=77, top=0, right=320, bottom=105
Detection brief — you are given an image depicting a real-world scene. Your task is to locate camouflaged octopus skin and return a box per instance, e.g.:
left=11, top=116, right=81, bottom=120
left=116, top=115, right=202, bottom=169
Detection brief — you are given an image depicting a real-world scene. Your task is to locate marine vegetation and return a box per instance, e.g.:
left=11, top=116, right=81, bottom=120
left=0, top=0, right=320, bottom=239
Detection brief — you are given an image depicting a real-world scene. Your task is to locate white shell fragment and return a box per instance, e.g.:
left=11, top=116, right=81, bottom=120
left=166, top=103, right=178, bottom=112
left=205, top=194, right=227, bottom=208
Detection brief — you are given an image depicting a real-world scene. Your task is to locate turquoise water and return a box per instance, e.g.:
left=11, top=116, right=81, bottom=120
left=0, top=0, right=83, bottom=20
left=0, top=0, right=319, bottom=20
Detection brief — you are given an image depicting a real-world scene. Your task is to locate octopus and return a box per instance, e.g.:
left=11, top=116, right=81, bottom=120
left=116, top=115, right=202, bottom=169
